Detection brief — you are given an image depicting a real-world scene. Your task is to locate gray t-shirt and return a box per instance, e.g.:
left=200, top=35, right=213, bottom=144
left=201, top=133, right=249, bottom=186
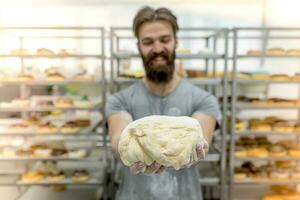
left=105, top=79, right=221, bottom=200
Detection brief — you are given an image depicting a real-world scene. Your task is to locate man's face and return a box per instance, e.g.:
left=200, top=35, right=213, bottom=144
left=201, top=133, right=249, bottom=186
left=137, top=20, right=177, bottom=84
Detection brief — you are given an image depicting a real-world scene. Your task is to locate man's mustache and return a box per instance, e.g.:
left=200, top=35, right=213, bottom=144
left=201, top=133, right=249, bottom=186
left=147, top=52, right=169, bottom=64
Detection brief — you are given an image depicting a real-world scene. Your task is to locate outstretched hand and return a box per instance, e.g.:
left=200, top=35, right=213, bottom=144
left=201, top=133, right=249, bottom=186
left=130, top=161, right=165, bottom=175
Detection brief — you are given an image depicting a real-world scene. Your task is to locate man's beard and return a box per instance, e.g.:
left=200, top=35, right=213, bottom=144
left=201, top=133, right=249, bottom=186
left=141, top=49, right=176, bottom=84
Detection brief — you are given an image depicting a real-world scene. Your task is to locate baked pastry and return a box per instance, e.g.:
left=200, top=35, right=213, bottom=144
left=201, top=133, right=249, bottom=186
left=47, top=171, right=65, bottom=182
left=68, top=149, right=87, bottom=158
left=290, top=166, right=300, bottom=180
left=25, top=116, right=40, bottom=125
left=73, top=119, right=91, bottom=127
left=292, top=73, right=300, bottom=81
left=235, top=118, right=246, bottom=131
left=247, top=147, right=269, bottom=158
left=250, top=73, right=271, bottom=80
left=18, top=74, right=34, bottom=81
left=46, top=72, right=65, bottom=81
left=270, top=169, right=290, bottom=180
left=273, top=122, right=295, bottom=133
left=234, top=146, right=247, bottom=158
left=54, top=97, right=73, bottom=108
left=72, top=170, right=89, bottom=183
left=74, top=96, right=92, bottom=108
left=185, top=69, right=206, bottom=78
left=10, top=48, right=30, bottom=55
left=176, top=48, right=191, bottom=54
left=51, top=148, right=67, bottom=157
left=268, top=144, right=287, bottom=157
left=266, top=48, right=286, bottom=55
left=37, top=122, right=58, bottom=134
left=22, top=171, right=44, bottom=182
left=9, top=123, right=29, bottom=131
left=250, top=169, right=269, bottom=181
left=275, top=160, right=296, bottom=169
left=294, top=122, right=300, bottom=133
left=262, top=194, right=282, bottom=200
left=247, top=50, right=263, bottom=55
left=286, top=49, right=300, bottom=55
left=234, top=167, right=248, bottom=180
left=263, top=116, right=283, bottom=125
left=249, top=121, right=272, bottom=132
left=271, top=74, right=290, bottom=81
left=57, top=49, right=70, bottom=56
left=60, top=121, right=80, bottom=134
left=36, top=48, right=55, bottom=56
left=288, top=148, right=300, bottom=158
left=33, top=148, right=52, bottom=158
left=237, top=73, right=252, bottom=80
left=120, top=69, right=145, bottom=79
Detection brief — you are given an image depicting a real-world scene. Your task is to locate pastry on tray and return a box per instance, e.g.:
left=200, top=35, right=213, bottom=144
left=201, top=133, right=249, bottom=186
left=36, top=48, right=55, bottom=56
left=265, top=47, right=286, bottom=55
left=10, top=48, right=30, bottom=55
left=18, top=74, right=34, bottom=81
left=72, top=170, right=89, bottom=183
left=270, top=74, right=290, bottom=81
left=22, top=171, right=44, bottom=182
left=47, top=171, right=65, bottom=182
left=37, top=122, right=58, bottom=134
left=268, top=143, right=287, bottom=157
left=60, top=121, right=80, bottom=134
left=273, top=122, right=295, bottom=133
left=247, top=147, right=269, bottom=158
left=54, top=97, right=73, bottom=108
left=246, top=50, right=263, bottom=56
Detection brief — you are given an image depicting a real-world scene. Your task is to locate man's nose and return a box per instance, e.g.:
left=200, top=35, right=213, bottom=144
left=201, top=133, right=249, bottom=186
left=152, top=41, right=164, bottom=54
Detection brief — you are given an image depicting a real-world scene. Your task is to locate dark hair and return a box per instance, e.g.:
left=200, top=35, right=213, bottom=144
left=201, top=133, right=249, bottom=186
left=133, top=6, right=179, bottom=38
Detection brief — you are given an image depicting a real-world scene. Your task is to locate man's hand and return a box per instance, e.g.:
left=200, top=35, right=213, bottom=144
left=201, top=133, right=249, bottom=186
left=130, top=161, right=165, bottom=175
left=184, top=139, right=209, bottom=168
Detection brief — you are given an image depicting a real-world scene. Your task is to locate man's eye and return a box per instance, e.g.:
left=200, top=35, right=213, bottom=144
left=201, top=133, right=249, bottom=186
left=142, top=41, right=152, bottom=46
left=161, top=37, right=171, bottom=43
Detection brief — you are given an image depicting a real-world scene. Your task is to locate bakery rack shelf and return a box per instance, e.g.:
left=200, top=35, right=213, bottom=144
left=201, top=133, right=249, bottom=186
left=234, top=157, right=300, bottom=161
left=233, top=180, right=300, bottom=185
left=234, top=130, right=300, bottom=136
left=0, top=103, right=102, bottom=112
left=202, top=154, right=220, bottom=162
left=114, top=77, right=222, bottom=86
left=16, top=179, right=103, bottom=186
left=113, top=52, right=224, bottom=60
left=198, top=177, right=220, bottom=185
left=0, top=134, right=102, bottom=141
left=236, top=103, right=299, bottom=110
left=0, top=26, right=107, bottom=199
left=0, top=157, right=103, bottom=162
left=0, top=54, right=105, bottom=59
left=235, top=55, right=300, bottom=59
left=229, top=27, right=300, bottom=200
left=236, top=79, right=300, bottom=84
left=0, top=80, right=102, bottom=86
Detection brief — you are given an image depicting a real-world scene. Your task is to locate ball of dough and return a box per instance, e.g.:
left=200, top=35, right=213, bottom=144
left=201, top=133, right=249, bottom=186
left=118, top=115, right=203, bottom=170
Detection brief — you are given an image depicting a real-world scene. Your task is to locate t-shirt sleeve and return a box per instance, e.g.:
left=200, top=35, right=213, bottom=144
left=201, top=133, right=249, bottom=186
left=192, top=90, right=222, bottom=126
left=105, top=92, right=130, bottom=118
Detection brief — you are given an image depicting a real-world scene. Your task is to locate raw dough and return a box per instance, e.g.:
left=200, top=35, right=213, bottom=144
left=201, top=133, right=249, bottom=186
left=118, top=115, right=203, bottom=170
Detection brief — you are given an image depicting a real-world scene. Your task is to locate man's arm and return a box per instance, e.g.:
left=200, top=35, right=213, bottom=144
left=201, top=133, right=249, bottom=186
left=107, top=111, right=133, bottom=158
left=192, top=112, right=217, bottom=157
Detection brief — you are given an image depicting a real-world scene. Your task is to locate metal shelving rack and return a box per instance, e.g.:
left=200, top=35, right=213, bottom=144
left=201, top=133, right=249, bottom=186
left=0, top=27, right=107, bottom=200
left=229, top=27, right=300, bottom=200
left=110, top=27, right=229, bottom=200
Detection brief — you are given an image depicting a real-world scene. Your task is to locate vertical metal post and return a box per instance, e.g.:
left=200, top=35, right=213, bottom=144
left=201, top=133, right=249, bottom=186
left=221, top=29, right=229, bottom=200
left=110, top=27, right=115, bottom=93
left=229, top=28, right=238, bottom=200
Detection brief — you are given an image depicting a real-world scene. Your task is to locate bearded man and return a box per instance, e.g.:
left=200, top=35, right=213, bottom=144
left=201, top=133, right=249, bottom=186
left=105, top=6, right=221, bottom=200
